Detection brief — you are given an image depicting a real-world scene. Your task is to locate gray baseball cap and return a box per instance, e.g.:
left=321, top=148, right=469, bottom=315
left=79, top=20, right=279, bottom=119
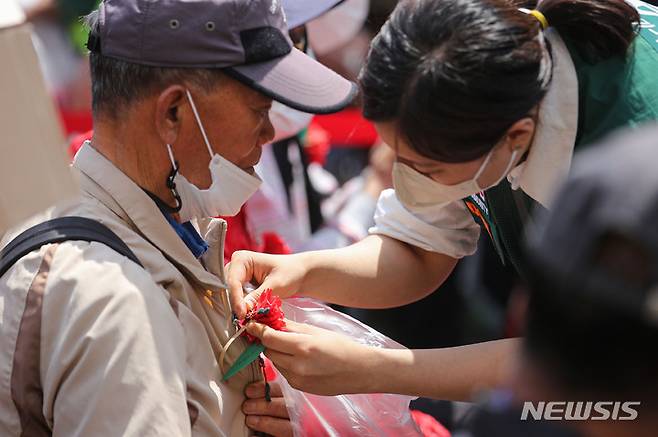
left=88, top=0, right=357, bottom=114
left=526, top=123, right=658, bottom=325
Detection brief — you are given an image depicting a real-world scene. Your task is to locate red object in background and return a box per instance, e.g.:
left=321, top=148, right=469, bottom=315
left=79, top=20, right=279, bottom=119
left=68, top=129, right=93, bottom=158
left=304, top=122, right=331, bottom=165
left=260, top=232, right=292, bottom=255
left=311, top=107, right=379, bottom=149
left=222, top=209, right=292, bottom=264
left=411, top=410, right=451, bottom=437
left=60, top=110, right=93, bottom=138
left=222, top=212, right=260, bottom=264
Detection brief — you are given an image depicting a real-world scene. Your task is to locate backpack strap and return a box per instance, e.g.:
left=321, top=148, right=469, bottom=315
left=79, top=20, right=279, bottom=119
left=0, top=217, right=142, bottom=278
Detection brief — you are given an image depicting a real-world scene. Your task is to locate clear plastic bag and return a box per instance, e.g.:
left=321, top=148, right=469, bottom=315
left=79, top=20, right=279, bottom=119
left=273, top=298, right=423, bottom=437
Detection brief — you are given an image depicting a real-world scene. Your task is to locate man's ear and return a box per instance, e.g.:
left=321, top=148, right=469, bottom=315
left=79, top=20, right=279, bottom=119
left=155, top=85, right=187, bottom=146
left=503, top=117, right=536, bottom=155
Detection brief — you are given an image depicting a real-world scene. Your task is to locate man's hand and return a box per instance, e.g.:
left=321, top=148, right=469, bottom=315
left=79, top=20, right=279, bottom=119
left=226, top=251, right=308, bottom=319
left=243, top=382, right=292, bottom=437
left=246, top=320, right=377, bottom=396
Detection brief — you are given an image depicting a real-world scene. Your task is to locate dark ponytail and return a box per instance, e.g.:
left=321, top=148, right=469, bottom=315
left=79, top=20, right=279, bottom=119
left=537, top=0, right=639, bottom=61
left=359, top=0, right=640, bottom=164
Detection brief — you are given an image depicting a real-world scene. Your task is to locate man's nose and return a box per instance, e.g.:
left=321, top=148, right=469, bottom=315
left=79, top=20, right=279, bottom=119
left=262, top=114, right=276, bottom=144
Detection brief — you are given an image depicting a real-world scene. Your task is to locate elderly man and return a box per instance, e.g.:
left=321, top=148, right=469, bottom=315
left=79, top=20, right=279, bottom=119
left=0, top=0, right=355, bottom=436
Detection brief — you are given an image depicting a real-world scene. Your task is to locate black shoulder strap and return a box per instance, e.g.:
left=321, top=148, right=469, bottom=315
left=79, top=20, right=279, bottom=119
left=0, top=217, right=143, bottom=278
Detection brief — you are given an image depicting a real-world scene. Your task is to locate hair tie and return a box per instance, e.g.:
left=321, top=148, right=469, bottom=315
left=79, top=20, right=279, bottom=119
left=519, top=8, right=549, bottom=30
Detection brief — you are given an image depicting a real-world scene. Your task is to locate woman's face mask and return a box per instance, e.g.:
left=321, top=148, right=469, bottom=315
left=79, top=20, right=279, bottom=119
left=392, top=147, right=520, bottom=209
left=375, top=119, right=527, bottom=210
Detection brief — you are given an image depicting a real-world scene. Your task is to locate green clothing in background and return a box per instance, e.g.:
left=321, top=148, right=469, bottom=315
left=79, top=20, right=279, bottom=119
left=59, top=0, right=99, bottom=53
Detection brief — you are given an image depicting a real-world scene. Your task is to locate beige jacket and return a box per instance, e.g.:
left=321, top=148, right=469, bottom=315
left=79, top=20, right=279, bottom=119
left=0, top=143, right=262, bottom=436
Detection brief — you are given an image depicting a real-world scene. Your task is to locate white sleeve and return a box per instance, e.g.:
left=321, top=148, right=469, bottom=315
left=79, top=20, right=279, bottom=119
left=368, top=189, right=481, bottom=259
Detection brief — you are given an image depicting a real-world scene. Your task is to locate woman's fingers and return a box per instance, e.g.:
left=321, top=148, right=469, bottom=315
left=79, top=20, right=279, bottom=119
left=282, top=319, right=323, bottom=335
left=225, top=254, right=252, bottom=319
left=246, top=323, right=309, bottom=354
left=263, top=349, right=295, bottom=370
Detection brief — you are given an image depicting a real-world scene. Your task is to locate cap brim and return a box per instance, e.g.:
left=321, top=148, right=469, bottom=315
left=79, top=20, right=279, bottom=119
left=225, top=48, right=357, bottom=114
left=282, top=0, right=345, bottom=28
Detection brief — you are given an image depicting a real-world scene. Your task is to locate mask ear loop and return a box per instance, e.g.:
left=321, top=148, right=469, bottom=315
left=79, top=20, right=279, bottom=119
left=473, top=148, right=496, bottom=182
left=502, top=149, right=520, bottom=177
left=165, top=143, right=183, bottom=212
left=474, top=148, right=520, bottom=191
left=185, top=89, right=215, bottom=159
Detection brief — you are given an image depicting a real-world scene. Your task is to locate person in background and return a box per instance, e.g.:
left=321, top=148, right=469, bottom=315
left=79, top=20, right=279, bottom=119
left=19, top=0, right=97, bottom=136
left=452, top=124, right=658, bottom=437
left=228, top=0, right=658, bottom=402
left=225, top=0, right=387, bottom=259
left=514, top=124, right=658, bottom=437
left=0, top=0, right=355, bottom=435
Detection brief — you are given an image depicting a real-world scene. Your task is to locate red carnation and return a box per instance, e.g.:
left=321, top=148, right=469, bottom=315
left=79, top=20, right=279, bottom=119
left=240, top=289, right=286, bottom=343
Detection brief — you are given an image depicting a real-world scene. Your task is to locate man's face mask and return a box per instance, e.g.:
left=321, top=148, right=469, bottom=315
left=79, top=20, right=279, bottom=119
left=165, top=90, right=262, bottom=222
left=392, top=147, right=519, bottom=210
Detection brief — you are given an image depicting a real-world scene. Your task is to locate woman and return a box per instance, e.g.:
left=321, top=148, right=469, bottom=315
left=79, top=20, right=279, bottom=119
left=227, top=0, right=658, bottom=400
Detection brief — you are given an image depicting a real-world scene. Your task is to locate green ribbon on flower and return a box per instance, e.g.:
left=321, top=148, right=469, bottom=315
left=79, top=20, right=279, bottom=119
left=223, top=343, right=266, bottom=381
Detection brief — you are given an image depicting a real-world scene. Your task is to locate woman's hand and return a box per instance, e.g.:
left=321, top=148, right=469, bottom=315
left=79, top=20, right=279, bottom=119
left=247, top=321, right=521, bottom=401
left=226, top=251, right=308, bottom=319
left=242, top=382, right=292, bottom=437
left=245, top=320, right=379, bottom=396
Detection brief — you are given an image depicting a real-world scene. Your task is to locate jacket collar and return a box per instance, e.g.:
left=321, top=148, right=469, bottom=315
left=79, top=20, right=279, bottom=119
left=72, top=142, right=227, bottom=291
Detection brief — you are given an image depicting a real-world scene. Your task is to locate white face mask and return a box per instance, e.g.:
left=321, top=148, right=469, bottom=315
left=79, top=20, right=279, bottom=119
left=392, top=148, right=519, bottom=210
left=165, top=90, right=262, bottom=221
left=269, top=101, right=314, bottom=142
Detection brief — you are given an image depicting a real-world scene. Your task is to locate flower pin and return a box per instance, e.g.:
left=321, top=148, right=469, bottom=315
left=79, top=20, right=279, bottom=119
left=222, top=289, right=286, bottom=382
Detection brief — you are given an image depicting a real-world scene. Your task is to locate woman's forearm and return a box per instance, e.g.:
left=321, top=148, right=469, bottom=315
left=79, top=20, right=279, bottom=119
left=363, top=338, right=520, bottom=401
left=299, top=235, right=457, bottom=309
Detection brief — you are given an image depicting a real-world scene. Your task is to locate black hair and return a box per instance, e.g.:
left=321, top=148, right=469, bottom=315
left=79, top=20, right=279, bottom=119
left=359, top=0, right=639, bottom=163
left=85, top=10, right=223, bottom=119
left=523, top=233, right=658, bottom=404
left=536, top=0, right=640, bottom=62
